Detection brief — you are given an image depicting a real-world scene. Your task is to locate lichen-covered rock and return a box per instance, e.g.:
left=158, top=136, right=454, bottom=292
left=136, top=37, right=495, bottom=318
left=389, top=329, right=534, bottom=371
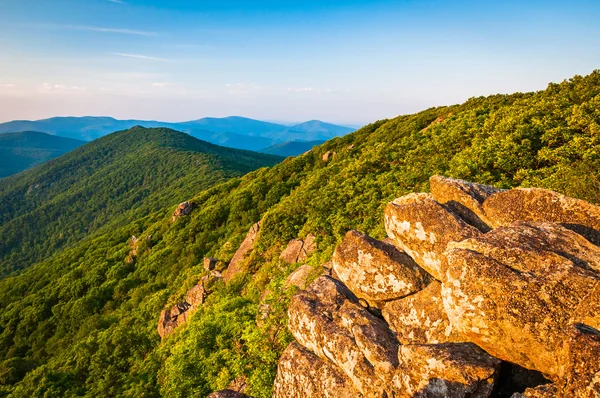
left=392, top=343, right=501, bottom=398
left=172, top=201, right=195, bottom=221
left=382, top=281, right=463, bottom=344
left=559, top=324, right=600, bottom=397
left=332, top=230, right=430, bottom=302
left=442, top=223, right=600, bottom=377
left=284, top=264, right=316, bottom=290
left=483, top=188, right=600, bottom=245
left=384, top=193, right=481, bottom=280
left=280, top=234, right=317, bottom=263
left=273, top=342, right=361, bottom=398
left=223, top=222, right=260, bottom=282
left=429, top=175, right=503, bottom=231
left=287, top=276, right=399, bottom=397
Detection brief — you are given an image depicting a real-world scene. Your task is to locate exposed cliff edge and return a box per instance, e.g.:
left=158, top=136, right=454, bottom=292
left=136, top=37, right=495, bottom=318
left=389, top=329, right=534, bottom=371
left=273, top=175, right=600, bottom=398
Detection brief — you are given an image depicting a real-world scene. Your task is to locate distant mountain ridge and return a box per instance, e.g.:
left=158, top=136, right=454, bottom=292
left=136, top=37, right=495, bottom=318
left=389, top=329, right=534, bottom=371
left=0, top=131, right=85, bottom=178
left=0, top=126, right=282, bottom=275
left=0, top=116, right=355, bottom=151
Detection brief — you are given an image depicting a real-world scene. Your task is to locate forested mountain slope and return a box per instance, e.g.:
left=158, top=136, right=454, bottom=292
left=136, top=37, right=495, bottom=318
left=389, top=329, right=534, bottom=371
left=0, top=71, right=599, bottom=397
left=0, top=127, right=282, bottom=275
left=0, top=131, right=84, bottom=178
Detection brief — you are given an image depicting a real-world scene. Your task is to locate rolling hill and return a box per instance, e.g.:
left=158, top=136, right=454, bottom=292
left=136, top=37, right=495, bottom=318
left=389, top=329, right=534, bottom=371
left=0, top=131, right=85, bottom=178
left=0, top=127, right=282, bottom=275
left=260, top=139, right=326, bottom=157
left=0, top=71, right=598, bottom=397
left=0, top=116, right=355, bottom=152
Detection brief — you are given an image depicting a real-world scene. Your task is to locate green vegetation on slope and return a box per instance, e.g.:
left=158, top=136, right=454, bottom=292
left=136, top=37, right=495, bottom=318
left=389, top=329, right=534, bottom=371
left=0, top=131, right=85, bottom=178
left=0, top=127, right=282, bottom=276
left=0, top=71, right=599, bottom=397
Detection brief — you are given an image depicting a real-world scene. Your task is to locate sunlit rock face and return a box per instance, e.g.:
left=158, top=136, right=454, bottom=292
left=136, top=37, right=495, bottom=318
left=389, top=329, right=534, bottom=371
left=274, top=176, right=600, bottom=398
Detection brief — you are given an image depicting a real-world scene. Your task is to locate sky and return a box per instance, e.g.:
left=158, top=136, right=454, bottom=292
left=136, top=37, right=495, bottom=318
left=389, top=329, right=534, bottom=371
left=0, top=0, right=599, bottom=125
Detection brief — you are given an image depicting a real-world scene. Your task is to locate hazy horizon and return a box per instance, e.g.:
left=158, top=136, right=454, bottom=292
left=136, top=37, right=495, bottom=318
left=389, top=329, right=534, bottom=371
left=1, top=0, right=599, bottom=125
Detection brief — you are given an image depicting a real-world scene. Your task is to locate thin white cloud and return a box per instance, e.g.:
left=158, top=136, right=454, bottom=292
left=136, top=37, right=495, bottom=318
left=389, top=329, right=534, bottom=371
left=39, top=83, right=88, bottom=92
left=110, top=53, right=176, bottom=63
left=226, top=83, right=336, bottom=94
left=0, top=84, right=16, bottom=88
left=108, top=0, right=126, bottom=3
left=63, top=25, right=156, bottom=36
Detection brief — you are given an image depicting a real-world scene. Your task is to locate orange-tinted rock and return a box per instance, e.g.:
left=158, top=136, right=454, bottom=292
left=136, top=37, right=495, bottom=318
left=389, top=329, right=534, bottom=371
left=322, top=151, right=336, bottom=162
left=158, top=275, right=219, bottom=339
left=392, top=342, right=500, bottom=398
left=382, top=281, right=463, bottom=344
left=273, top=342, right=361, bottom=398
left=559, top=324, right=600, bottom=397
left=287, top=276, right=398, bottom=397
left=332, top=230, right=430, bottom=302
left=483, top=188, right=600, bottom=245
left=172, top=201, right=195, bottom=221
left=384, top=193, right=480, bottom=280
left=280, top=234, right=317, bottom=263
left=284, top=265, right=316, bottom=290
left=223, top=222, right=261, bottom=282
left=429, top=175, right=503, bottom=231
left=442, top=223, right=600, bottom=377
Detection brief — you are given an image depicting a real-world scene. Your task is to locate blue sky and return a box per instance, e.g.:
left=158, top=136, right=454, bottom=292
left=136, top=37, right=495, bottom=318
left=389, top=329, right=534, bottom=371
left=0, top=0, right=599, bottom=124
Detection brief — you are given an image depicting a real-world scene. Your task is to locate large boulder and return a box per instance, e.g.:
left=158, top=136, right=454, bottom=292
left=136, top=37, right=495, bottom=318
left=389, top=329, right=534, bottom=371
left=273, top=342, right=361, bottom=398
left=157, top=275, right=220, bottom=339
left=332, top=230, right=430, bottom=303
left=482, top=188, right=600, bottom=245
left=384, top=193, right=481, bottom=280
left=223, top=222, right=261, bottom=282
left=284, top=264, right=316, bottom=290
left=559, top=324, right=600, bottom=397
left=429, top=175, right=503, bottom=231
left=172, top=201, right=195, bottom=221
left=442, top=223, right=600, bottom=377
left=392, top=343, right=501, bottom=398
left=382, top=281, right=463, bottom=345
left=287, top=276, right=399, bottom=397
left=280, top=234, right=317, bottom=263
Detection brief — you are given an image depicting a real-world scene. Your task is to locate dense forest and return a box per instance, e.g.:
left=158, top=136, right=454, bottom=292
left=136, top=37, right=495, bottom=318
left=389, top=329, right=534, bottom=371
left=0, top=131, right=84, bottom=178
left=0, top=127, right=281, bottom=276
left=0, top=71, right=599, bottom=397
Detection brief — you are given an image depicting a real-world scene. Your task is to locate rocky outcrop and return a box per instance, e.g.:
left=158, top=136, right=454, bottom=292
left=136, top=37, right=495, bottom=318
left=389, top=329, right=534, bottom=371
left=172, top=201, right=195, bottom=221
left=384, top=193, right=481, bottom=280
left=393, top=343, right=500, bottom=397
left=275, top=175, right=600, bottom=398
left=430, top=175, right=502, bottom=231
left=382, top=281, right=463, bottom=345
left=280, top=234, right=317, bottom=263
left=333, top=230, right=430, bottom=304
left=223, top=222, right=261, bottom=282
left=322, top=151, right=336, bottom=162
left=284, top=265, right=315, bottom=290
left=158, top=274, right=220, bottom=339
left=273, top=342, right=361, bottom=397
left=287, top=276, right=399, bottom=397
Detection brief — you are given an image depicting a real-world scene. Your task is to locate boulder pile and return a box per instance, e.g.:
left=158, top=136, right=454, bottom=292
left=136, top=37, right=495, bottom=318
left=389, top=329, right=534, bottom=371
left=273, top=176, right=600, bottom=397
